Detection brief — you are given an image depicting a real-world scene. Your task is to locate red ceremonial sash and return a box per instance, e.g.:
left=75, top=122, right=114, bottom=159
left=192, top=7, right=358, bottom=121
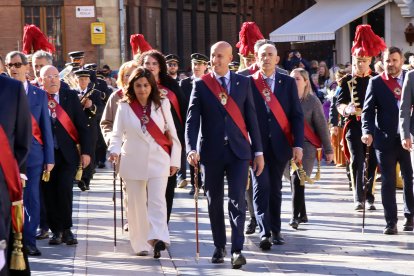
left=304, top=121, right=322, bottom=148
left=129, top=101, right=172, bottom=155
left=157, top=84, right=183, bottom=125
left=341, top=120, right=351, bottom=161
left=116, top=89, right=123, bottom=98
left=47, top=95, right=80, bottom=143
left=31, top=115, right=43, bottom=145
left=249, top=64, right=259, bottom=76
left=380, top=72, right=402, bottom=100
left=0, top=125, right=23, bottom=203
left=200, top=73, right=250, bottom=142
left=252, top=71, right=293, bottom=146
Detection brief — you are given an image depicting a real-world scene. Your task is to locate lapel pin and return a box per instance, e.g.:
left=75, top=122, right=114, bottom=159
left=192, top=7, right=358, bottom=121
left=278, top=80, right=281, bottom=83
left=236, top=82, right=239, bottom=85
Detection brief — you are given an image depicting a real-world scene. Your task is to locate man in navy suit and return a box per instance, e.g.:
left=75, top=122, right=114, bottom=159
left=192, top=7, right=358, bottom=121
left=186, top=41, right=264, bottom=269
left=249, top=44, right=304, bottom=249
left=5, top=51, right=54, bottom=256
left=0, top=75, right=32, bottom=275
left=362, top=46, right=414, bottom=235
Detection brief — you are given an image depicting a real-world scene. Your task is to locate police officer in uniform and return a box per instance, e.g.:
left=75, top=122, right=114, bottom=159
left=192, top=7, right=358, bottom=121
left=73, top=69, right=104, bottom=191
left=68, top=51, right=86, bottom=67
left=165, top=54, right=180, bottom=82
left=84, top=63, right=112, bottom=169
left=179, top=53, right=208, bottom=194
left=336, top=25, right=385, bottom=211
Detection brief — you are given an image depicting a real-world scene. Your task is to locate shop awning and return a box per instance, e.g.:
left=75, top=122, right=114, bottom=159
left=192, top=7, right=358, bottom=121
left=269, top=0, right=389, bottom=42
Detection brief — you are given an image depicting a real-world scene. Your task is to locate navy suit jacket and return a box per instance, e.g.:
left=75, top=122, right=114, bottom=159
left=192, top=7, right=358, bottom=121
left=26, top=82, right=54, bottom=168
left=186, top=71, right=263, bottom=163
left=362, top=71, right=407, bottom=151
left=0, top=75, right=31, bottom=241
left=249, top=72, right=304, bottom=162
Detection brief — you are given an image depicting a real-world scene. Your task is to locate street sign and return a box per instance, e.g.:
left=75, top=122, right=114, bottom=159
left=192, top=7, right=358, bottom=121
left=91, top=22, right=106, bottom=45
left=76, top=6, right=95, bottom=18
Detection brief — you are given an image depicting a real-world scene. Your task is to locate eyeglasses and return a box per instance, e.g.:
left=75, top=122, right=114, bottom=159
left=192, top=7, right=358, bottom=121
left=6, top=62, right=24, bottom=69
left=43, top=74, right=59, bottom=80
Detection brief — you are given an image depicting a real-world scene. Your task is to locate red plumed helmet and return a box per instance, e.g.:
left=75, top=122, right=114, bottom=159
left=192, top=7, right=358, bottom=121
left=130, top=34, right=152, bottom=56
left=22, top=24, right=55, bottom=54
left=236, top=22, right=264, bottom=57
left=351, top=24, right=387, bottom=57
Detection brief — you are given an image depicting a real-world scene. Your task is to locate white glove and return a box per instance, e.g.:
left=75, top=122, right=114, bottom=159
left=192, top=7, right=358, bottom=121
left=0, top=249, right=5, bottom=271
left=344, top=103, right=356, bottom=116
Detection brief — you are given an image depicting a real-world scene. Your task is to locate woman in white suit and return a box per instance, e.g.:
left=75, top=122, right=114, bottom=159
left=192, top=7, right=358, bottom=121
left=108, top=67, right=181, bottom=258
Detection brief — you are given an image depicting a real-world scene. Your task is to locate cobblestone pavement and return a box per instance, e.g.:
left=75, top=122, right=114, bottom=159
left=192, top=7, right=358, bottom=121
left=29, top=163, right=414, bottom=275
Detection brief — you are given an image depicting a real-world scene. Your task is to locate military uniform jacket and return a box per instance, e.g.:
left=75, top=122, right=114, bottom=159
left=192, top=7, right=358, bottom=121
left=336, top=72, right=377, bottom=120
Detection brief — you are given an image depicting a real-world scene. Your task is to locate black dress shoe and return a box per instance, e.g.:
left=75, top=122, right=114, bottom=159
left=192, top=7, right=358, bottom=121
left=98, top=162, right=106, bottom=169
left=299, top=215, right=308, bottom=223
left=211, top=247, right=226, bottom=263
left=49, top=232, right=63, bottom=245
left=403, top=217, right=414, bottom=231
left=189, top=186, right=195, bottom=196
left=367, top=201, right=376, bottom=211
left=272, top=231, right=285, bottom=245
left=259, top=237, right=272, bottom=250
left=62, top=229, right=78, bottom=245
left=25, top=245, right=41, bottom=256
left=245, top=217, right=257, bottom=235
left=153, top=240, right=166, bottom=259
left=231, top=251, right=246, bottom=269
left=289, top=218, right=299, bottom=229
left=124, top=222, right=129, bottom=232
left=383, top=224, right=398, bottom=235
left=36, top=229, right=49, bottom=240
left=77, top=180, right=87, bottom=192
left=354, top=202, right=363, bottom=211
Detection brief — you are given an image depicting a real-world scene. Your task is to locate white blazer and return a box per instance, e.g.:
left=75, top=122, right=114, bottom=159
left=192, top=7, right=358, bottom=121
left=108, top=99, right=181, bottom=180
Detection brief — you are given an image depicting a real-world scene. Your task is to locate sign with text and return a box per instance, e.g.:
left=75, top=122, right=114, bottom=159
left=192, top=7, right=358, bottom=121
left=91, top=22, right=106, bottom=45
left=76, top=6, right=95, bottom=18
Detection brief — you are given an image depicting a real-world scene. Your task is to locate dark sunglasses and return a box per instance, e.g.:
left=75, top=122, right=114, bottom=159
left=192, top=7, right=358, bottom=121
left=6, top=62, right=24, bottom=69
left=167, top=63, right=178, bottom=67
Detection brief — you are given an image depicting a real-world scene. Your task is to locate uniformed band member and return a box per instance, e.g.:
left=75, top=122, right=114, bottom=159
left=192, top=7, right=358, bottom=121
left=186, top=41, right=264, bottom=269
left=178, top=53, right=208, bottom=195
left=336, top=25, right=384, bottom=211
left=165, top=54, right=180, bottom=82
left=363, top=46, right=414, bottom=234
left=234, top=22, right=266, bottom=236
left=74, top=69, right=104, bottom=191
left=40, top=65, right=91, bottom=246
left=68, top=51, right=85, bottom=67
left=83, top=63, right=111, bottom=169
left=228, top=61, right=240, bottom=72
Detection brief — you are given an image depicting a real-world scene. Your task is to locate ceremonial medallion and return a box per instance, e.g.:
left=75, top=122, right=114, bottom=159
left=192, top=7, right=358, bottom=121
left=263, top=88, right=271, bottom=102
left=51, top=112, right=57, bottom=118
left=219, top=92, right=228, bottom=105
left=159, top=88, right=168, bottom=99
left=141, top=125, right=147, bottom=134
left=394, top=87, right=402, bottom=96
left=48, top=100, right=56, bottom=109
left=141, top=114, right=149, bottom=124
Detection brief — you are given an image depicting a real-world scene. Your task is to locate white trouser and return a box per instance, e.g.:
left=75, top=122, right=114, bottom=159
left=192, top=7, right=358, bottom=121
left=124, top=177, right=170, bottom=253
